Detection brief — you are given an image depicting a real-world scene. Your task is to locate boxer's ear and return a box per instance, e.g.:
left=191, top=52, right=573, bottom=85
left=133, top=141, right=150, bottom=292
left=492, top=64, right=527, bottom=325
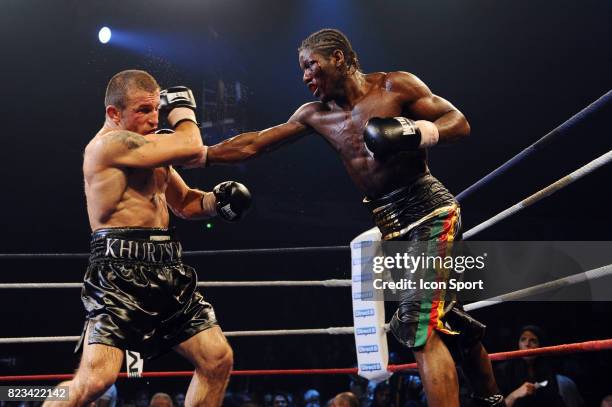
left=106, top=105, right=121, bottom=124
left=332, top=49, right=345, bottom=68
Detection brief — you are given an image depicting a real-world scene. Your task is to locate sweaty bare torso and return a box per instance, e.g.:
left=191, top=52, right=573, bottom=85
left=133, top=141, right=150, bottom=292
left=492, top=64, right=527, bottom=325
left=300, top=73, right=427, bottom=199
left=84, top=129, right=171, bottom=231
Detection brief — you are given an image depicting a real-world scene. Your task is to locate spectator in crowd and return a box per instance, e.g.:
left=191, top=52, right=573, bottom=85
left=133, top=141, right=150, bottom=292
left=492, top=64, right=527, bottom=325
left=303, top=390, right=320, bottom=407
left=495, top=325, right=581, bottom=407
left=173, top=393, right=185, bottom=407
left=91, top=384, right=117, bottom=407
left=332, top=392, right=359, bottom=407
left=348, top=374, right=370, bottom=407
left=148, top=393, right=173, bottom=407
left=273, top=393, right=290, bottom=407
left=556, top=374, right=584, bottom=407
left=396, top=374, right=426, bottom=407
left=263, top=393, right=274, bottom=407
left=365, top=382, right=394, bottom=407
left=135, top=390, right=150, bottom=407
left=600, top=395, right=612, bottom=407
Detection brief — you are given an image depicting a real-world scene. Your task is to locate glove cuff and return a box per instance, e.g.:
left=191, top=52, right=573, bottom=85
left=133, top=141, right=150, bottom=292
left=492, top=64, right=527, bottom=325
left=200, top=192, right=217, bottom=216
left=168, top=107, right=197, bottom=128
left=415, top=120, right=439, bottom=148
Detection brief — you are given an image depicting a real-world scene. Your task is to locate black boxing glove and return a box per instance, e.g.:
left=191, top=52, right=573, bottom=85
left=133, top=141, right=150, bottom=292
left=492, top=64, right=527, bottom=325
left=363, top=117, right=439, bottom=159
left=159, top=86, right=198, bottom=128
left=213, top=181, right=252, bottom=221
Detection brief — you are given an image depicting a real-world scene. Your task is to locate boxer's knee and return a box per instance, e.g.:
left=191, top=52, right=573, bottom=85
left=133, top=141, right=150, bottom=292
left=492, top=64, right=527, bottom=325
left=180, top=328, right=234, bottom=381
left=74, top=343, right=121, bottom=402
left=199, top=342, right=233, bottom=381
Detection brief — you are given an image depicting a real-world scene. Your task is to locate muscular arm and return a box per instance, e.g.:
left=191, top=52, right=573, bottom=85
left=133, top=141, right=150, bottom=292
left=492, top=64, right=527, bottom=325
left=389, top=71, right=470, bottom=144
left=95, top=121, right=205, bottom=169
left=207, top=106, right=315, bottom=164
left=165, top=167, right=217, bottom=220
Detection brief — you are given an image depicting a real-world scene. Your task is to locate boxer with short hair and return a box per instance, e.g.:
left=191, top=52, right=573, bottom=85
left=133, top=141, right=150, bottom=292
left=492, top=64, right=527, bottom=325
left=202, top=29, right=504, bottom=406
left=44, top=69, right=250, bottom=407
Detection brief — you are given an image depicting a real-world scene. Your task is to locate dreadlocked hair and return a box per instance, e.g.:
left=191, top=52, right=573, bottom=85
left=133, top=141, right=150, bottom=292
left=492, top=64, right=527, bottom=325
left=299, top=28, right=361, bottom=72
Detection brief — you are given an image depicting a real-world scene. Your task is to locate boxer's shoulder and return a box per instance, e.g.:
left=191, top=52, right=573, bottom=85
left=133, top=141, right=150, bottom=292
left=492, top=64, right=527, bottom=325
left=383, top=71, right=427, bottom=94
left=289, top=101, right=325, bottom=124
left=101, top=130, right=148, bottom=150
left=84, top=130, right=149, bottom=170
left=89, top=130, right=148, bottom=156
left=364, top=71, right=388, bottom=84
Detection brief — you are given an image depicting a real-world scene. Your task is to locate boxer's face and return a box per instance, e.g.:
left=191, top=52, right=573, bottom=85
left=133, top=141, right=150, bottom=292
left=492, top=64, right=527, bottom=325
left=119, top=88, right=160, bottom=135
left=300, top=48, right=343, bottom=103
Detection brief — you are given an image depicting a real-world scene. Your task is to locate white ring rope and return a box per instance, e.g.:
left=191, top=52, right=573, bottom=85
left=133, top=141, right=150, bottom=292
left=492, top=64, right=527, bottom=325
left=2, top=263, right=610, bottom=344
left=0, top=279, right=352, bottom=290
left=455, top=90, right=612, bottom=201
left=0, top=327, right=356, bottom=344
left=463, top=149, right=612, bottom=239
left=464, top=262, right=612, bottom=311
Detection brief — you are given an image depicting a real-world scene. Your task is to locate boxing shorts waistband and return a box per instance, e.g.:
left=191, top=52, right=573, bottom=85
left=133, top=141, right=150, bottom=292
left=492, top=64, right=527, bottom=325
left=89, top=227, right=183, bottom=264
left=364, top=174, right=457, bottom=240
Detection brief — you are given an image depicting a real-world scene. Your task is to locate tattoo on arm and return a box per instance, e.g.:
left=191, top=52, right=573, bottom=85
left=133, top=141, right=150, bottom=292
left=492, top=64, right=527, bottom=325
left=109, top=131, right=149, bottom=150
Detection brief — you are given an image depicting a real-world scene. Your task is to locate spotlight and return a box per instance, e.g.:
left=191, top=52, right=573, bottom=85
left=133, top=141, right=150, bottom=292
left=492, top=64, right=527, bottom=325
left=98, top=27, right=112, bottom=44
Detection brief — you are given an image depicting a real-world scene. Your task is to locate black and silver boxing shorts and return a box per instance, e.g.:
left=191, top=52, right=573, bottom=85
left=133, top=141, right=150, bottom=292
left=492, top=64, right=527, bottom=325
left=75, top=227, right=218, bottom=359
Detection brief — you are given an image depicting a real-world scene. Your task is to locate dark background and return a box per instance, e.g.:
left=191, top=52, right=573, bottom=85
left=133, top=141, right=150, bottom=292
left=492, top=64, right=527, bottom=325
left=0, top=0, right=611, bottom=404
